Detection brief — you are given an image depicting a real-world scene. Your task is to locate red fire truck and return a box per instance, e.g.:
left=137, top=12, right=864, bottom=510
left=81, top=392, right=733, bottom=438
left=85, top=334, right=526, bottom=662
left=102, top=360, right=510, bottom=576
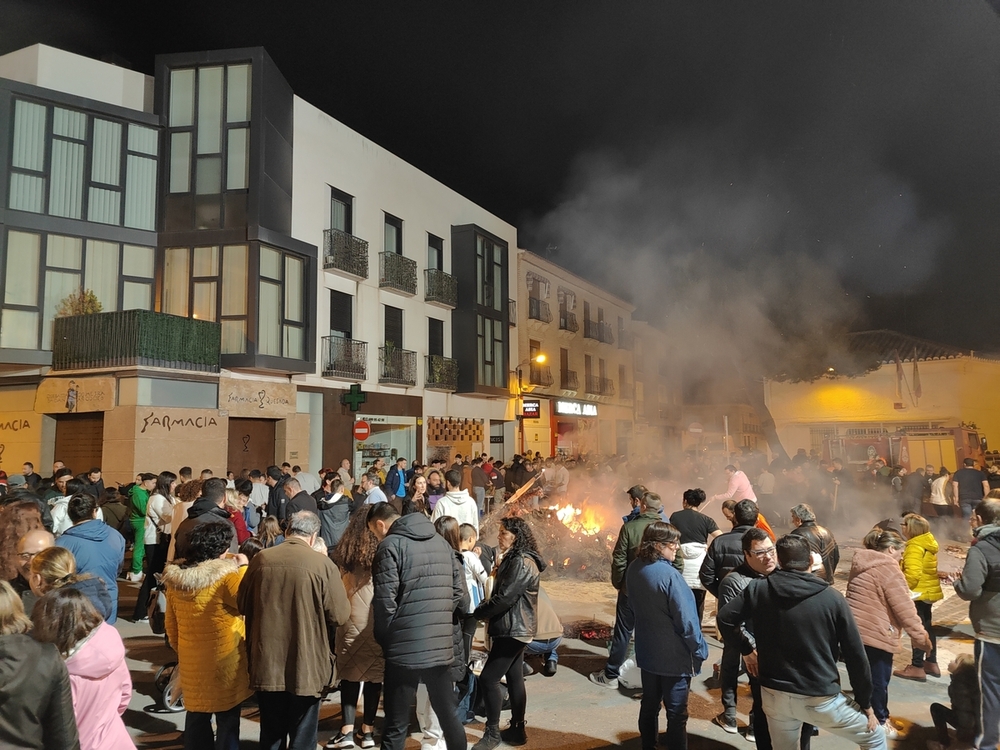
left=823, top=425, right=997, bottom=472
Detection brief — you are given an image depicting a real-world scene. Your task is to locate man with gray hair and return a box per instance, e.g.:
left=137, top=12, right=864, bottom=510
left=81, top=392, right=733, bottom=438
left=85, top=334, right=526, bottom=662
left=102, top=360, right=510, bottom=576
left=239, top=510, right=351, bottom=749
left=789, top=503, right=839, bottom=583
left=361, top=471, right=388, bottom=505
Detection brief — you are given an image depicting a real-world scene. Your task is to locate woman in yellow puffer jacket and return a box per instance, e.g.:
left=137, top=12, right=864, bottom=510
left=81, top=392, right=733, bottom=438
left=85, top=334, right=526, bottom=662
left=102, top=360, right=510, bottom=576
left=163, top=521, right=252, bottom=748
left=895, top=514, right=944, bottom=682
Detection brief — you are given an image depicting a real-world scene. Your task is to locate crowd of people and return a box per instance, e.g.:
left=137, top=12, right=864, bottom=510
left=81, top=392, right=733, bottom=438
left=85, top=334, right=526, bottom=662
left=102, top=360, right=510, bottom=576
left=0, top=450, right=998, bottom=750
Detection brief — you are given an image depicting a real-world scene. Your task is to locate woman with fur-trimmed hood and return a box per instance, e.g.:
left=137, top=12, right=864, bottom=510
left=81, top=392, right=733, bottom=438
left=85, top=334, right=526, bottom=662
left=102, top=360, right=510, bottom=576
left=162, top=520, right=252, bottom=749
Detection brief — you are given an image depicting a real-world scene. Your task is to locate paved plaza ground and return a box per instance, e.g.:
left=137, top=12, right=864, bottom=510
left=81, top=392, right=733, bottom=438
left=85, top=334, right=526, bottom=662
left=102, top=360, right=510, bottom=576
left=118, top=543, right=975, bottom=750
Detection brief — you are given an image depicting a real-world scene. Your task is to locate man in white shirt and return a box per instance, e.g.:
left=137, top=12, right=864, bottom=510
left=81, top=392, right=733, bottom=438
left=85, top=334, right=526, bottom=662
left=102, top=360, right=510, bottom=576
left=430, top=469, right=479, bottom=532
left=248, top=469, right=271, bottom=510
left=361, top=471, right=388, bottom=505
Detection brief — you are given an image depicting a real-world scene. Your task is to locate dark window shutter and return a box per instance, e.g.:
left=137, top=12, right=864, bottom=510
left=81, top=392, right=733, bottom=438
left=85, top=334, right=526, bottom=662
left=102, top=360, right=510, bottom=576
left=330, top=290, right=352, bottom=337
left=384, top=305, right=403, bottom=348
left=429, top=318, right=444, bottom=357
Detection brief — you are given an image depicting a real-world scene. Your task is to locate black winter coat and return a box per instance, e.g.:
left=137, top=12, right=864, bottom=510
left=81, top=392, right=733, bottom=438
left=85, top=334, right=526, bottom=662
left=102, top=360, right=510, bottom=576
left=699, top=524, right=755, bottom=596
left=372, top=513, right=468, bottom=669
left=0, top=634, right=79, bottom=749
left=790, top=520, right=840, bottom=583
left=474, top=548, right=545, bottom=639
left=313, top=490, right=352, bottom=549
left=173, top=497, right=236, bottom=561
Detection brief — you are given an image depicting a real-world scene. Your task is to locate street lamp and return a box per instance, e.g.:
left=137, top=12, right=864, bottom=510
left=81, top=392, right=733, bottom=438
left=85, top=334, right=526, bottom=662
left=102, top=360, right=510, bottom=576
left=515, top=353, right=547, bottom=455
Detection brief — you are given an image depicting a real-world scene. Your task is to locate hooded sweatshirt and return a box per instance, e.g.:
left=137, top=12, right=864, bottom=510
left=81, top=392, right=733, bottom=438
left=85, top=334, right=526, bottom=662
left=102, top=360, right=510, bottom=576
left=65, top=621, right=133, bottom=750
left=717, top=568, right=873, bottom=708
left=57, top=520, right=125, bottom=623
left=430, top=488, right=479, bottom=532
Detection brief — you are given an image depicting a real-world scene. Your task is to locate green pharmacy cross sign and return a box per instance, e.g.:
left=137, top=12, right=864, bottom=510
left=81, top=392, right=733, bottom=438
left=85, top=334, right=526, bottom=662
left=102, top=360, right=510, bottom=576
left=341, top=384, right=368, bottom=412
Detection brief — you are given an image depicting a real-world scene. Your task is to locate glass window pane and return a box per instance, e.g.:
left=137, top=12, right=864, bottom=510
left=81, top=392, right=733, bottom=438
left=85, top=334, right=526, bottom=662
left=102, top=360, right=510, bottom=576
left=226, top=128, right=248, bottom=190
left=384, top=220, right=398, bottom=254
left=197, top=66, right=223, bottom=154
left=169, top=132, right=191, bottom=193
left=195, top=156, right=221, bottom=194
left=258, top=280, right=281, bottom=355
left=331, top=198, right=347, bottom=232
left=87, top=186, right=121, bottom=225
left=193, top=280, right=217, bottom=321
left=122, top=281, right=151, bottom=310
left=53, top=108, right=86, bottom=140
left=91, top=119, right=122, bottom=186
left=42, top=269, right=82, bottom=349
left=84, top=239, right=119, bottom=312
left=9, top=173, right=45, bottom=213
left=127, top=124, right=158, bottom=155
left=221, top=244, right=247, bottom=316
left=163, top=247, right=189, bottom=316
left=4, top=231, right=40, bottom=306
left=284, top=255, right=303, bottom=322
left=227, top=64, right=251, bottom=123
left=283, top=325, right=303, bottom=359
left=169, top=69, right=195, bottom=127
left=49, top=139, right=85, bottom=219
left=260, top=245, right=281, bottom=279
left=47, top=234, right=82, bottom=270
left=192, top=245, right=219, bottom=277
left=122, top=245, right=154, bottom=278
left=12, top=100, right=46, bottom=171
left=0, top=309, right=39, bottom=349
left=221, top=319, right=247, bottom=354
left=124, top=154, right=157, bottom=230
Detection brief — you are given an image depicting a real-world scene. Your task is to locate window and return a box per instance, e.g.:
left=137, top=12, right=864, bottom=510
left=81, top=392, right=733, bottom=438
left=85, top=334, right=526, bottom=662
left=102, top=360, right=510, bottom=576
left=428, top=318, right=444, bottom=357
left=384, top=305, right=403, bottom=348
left=330, top=290, right=352, bottom=338
left=561, top=348, right=570, bottom=377
left=584, top=354, right=593, bottom=381
left=427, top=234, right=443, bottom=270
left=257, top=245, right=305, bottom=359
left=583, top=301, right=591, bottom=320
left=476, top=235, right=504, bottom=312
left=384, top=213, right=402, bottom=255
left=476, top=314, right=506, bottom=389
left=7, top=100, right=158, bottom=230
left=473, top=232, right=507, bottom=389
left=331, top=188, right=353, bottom=234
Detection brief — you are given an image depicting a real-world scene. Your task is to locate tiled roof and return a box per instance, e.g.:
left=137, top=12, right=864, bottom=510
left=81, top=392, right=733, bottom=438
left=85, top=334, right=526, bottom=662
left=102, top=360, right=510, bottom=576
left=846, top=330, right=1000, bottom=363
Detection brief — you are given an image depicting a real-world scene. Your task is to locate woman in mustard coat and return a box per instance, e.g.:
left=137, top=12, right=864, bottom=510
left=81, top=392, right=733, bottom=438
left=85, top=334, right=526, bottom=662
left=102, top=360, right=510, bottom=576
left=163, top=521, right=251, bottom=750
left=895, top=514, right=944, bottom=681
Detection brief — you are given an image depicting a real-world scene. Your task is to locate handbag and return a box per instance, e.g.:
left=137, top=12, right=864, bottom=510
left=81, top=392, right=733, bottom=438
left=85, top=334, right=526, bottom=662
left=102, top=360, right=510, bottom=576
left=147, top=577, right=167, bottom=635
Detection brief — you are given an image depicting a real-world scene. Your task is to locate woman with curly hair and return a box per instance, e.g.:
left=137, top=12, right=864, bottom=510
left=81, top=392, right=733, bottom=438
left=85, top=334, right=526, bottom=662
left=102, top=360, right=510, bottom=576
left=167, top=479, right=204, bottom=563
left=471, top=516, right=546, bottom=749
left=0, top=499, right=44, bottom=581
left=327, top=509, right=384, bottom=749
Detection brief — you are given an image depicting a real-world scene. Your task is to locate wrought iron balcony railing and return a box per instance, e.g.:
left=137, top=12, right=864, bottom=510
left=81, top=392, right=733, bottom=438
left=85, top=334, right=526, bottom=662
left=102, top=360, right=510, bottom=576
left=379, top=345, right=417, bottom=386
left=425, top=354, right=458, bottom=391
left=559, top=310, right=579, bottom=332
left=560, top=369, right=579, bottom=390
left=583, top=319, right=615, bottom=344
left=52, top=310, right=220, bottom=372
left=379, top=252, right=417, bottom=295
left=508, top=299, right=516, bottom=326
left=585, top=375, right=616, bottom=396
left=618, top=329, right=633, bottom=350
left=528, top=297, right=552, bottom=323
left=323, top=228, right=369, bottom=278
left=528, top=364, right=554, bottom=387
left=424, top=269, right=458, bottom=308
left=322, top=336, right=368, bottom=380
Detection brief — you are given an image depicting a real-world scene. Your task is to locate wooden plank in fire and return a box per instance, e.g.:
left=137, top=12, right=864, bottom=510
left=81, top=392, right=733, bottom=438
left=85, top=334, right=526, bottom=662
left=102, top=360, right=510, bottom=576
left=503, top=473, right=541, bottom=505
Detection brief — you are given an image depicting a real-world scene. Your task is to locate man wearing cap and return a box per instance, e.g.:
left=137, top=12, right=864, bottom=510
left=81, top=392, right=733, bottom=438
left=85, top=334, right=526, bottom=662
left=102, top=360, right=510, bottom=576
left=591, top=490, right=669, bottom=689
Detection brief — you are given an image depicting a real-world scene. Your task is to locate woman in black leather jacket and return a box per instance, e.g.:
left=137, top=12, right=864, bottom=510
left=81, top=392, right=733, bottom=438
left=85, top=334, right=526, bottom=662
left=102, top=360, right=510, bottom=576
left=471, top=516, right=546, bottom=750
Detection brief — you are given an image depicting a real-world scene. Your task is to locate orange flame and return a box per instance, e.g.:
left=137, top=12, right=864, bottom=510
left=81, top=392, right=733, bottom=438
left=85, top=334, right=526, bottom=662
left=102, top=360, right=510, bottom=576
left=553, top=503, right=606, bottom=536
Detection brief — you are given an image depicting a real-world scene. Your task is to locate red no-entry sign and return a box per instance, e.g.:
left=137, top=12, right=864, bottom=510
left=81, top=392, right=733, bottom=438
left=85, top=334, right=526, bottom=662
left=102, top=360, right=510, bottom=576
left=353, top=420, right=371, bottom=441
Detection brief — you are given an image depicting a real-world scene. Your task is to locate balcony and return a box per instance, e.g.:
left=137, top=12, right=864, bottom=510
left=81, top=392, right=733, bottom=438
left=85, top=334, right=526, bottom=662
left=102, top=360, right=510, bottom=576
left=52, top=310, right=220, bottom=372
left=585, top=375, right=616, bottom=396
left=323, top=228, right=369, bottom=279
left=583, top=319, right=615, bottom=344
left=379, top=345, right=417, bottom=386
left=620, top=381, right=635, bottom=400
left=560, top=369, right=579, bottom=390
left=424, top=269, right=458, bottom=308
left=379, top=252, right=417, bottom=295
left=322, top=336, right=368, bottom=380
left=618, top=330, right=633, bottom=350
left=425, top=354, right=458, bottom=391
left=559, top=310, right=579, bottom=332
left=508, top=299, right=516, bottom=326
left=528, top=364, right=554, bottom=387
left=528, top=297, right=552, bottom=323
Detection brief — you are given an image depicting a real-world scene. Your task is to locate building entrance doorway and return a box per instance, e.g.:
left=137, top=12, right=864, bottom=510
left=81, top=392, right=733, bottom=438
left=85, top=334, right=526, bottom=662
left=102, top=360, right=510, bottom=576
left=227, top=418, right=276, bottom=477
left=54, top=413, right=104, bottom=475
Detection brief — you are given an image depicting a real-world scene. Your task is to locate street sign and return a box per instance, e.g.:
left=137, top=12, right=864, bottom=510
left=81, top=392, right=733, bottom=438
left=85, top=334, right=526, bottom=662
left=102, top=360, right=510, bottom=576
left=353, top=420, right=371, bottom=441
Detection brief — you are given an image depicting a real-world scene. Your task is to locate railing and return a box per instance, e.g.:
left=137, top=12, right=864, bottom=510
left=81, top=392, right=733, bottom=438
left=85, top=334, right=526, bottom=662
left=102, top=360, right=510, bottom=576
left=323, top=228, right=369, bottom=278
left=425, top=354, right=458, bottom=391
left=620, top=381, right=634, bottom=400
left=559, top=310, right=579, bottom=332
left=585, top=375, right=616, bottom=396
left=618, top=330, right=633, bottom=350
left=560, top=369, right=579, bottom=390
left=379, top=252, right=417, bottom=295
left=424, top=269, right=458, bottom=307
left=379, top=345, right=417, bottom=386
left=508, top=299, right=516, bottom=326
left=322, top=336, right=368, bottom=380
left=528, top=364, right=554, bottom=387
left=52, top=310, right=220, bottom=372
left=528, top=297, right=552, bottom=323
left=583, top=319, right=615, bottom=344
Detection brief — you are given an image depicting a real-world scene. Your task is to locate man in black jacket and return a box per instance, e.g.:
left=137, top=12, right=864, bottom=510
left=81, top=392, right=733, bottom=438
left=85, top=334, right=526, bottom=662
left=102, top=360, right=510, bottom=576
left=265, top=465, right=290, bottom=521
left=368, top=502, right=468, bottom=750
left=283, top=477, right=318, bottom=517
left=788, top=504, right=839, bottom=584
left=718, top=535, right=884, bottom=750
left=173, top=478, right=236, bottom=560
left=699, top=499, right=758, bottom=597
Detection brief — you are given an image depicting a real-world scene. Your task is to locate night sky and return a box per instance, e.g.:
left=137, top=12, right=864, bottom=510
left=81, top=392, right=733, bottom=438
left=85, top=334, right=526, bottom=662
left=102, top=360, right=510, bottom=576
left=4, top=1, right=1000, bottom=354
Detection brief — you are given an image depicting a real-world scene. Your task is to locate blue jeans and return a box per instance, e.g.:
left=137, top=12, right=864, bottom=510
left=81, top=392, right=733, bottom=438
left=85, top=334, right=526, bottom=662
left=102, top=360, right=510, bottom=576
left=473, top=486, right=486, bottom=514
left=977, top=639, right=1000, bottom=750
left=961, top=498, right=980, bottom=520
left=865, top=645, right=894, bottom=724
left=761, top=687, right=886, bottom=750
left=605, top=589, right=634, bottom=678
left=184, top=702, right=241, bottom=750
left=638, top=672, right=690, bottom=750
left=525, top=637, right=561, bottom=663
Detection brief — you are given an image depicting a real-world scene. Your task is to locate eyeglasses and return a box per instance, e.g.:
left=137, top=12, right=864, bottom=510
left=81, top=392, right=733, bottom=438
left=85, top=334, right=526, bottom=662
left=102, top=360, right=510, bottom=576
left=16, top=551, right=39, bottom=562
left=749, top=546, right=777, bottom=559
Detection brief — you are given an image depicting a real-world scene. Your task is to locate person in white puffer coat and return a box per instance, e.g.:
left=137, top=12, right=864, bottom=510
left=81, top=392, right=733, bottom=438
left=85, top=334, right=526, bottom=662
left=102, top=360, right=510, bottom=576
left=669, top=488, right=723, bottom=624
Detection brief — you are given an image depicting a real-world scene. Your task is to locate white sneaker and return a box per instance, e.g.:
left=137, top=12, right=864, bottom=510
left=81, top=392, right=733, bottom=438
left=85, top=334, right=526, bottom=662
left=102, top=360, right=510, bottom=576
left=882, top=722, right=899, bottom=740
left=588, top=670, right=619, bottom=689
left=126, top=572, right=144, bottom=583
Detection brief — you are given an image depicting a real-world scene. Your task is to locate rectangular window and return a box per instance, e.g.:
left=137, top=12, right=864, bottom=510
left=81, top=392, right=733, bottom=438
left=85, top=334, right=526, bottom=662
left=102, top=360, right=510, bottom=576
left=169, top=132, right=192, bottom=193
left=226, top=128, right=248, bottom=190
left=9, top=100, right=47, bottom=213
left=258, top=245, right=307, bottom=360
left=384, top=305, right=403, bottom=348
left=473, top=233, right=508, bottom=388
left=428, top=317, right=444, bottom=357
left=162, top=247, right=190, bottom=316
left=49, top=135, right=85, bottom=219
left=384, top=213, right=402, bottom=255
left=197, top=66, right=224, bottom=155
left=330, top=290, right=352, bottom=338
left=84, top=239, right=119, bottom=312
left=91, top=119, right=122, bottom=186
left=258, top=280, right=281, bottom=356
left=428, top=234, right=443, bottom=271
left=169, top=69, right=195, bottom=127
left=331, top=188, right=353, bottom=233
left=226, top=64, right=252, bottom=123
left=220, top=244, right=248, bottom=354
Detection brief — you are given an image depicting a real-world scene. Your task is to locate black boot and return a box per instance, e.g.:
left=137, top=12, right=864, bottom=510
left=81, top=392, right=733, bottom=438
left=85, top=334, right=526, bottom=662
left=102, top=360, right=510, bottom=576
left=501, top=721, right=527, bottom=746
left=472, top=725, right=501, bottom=750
